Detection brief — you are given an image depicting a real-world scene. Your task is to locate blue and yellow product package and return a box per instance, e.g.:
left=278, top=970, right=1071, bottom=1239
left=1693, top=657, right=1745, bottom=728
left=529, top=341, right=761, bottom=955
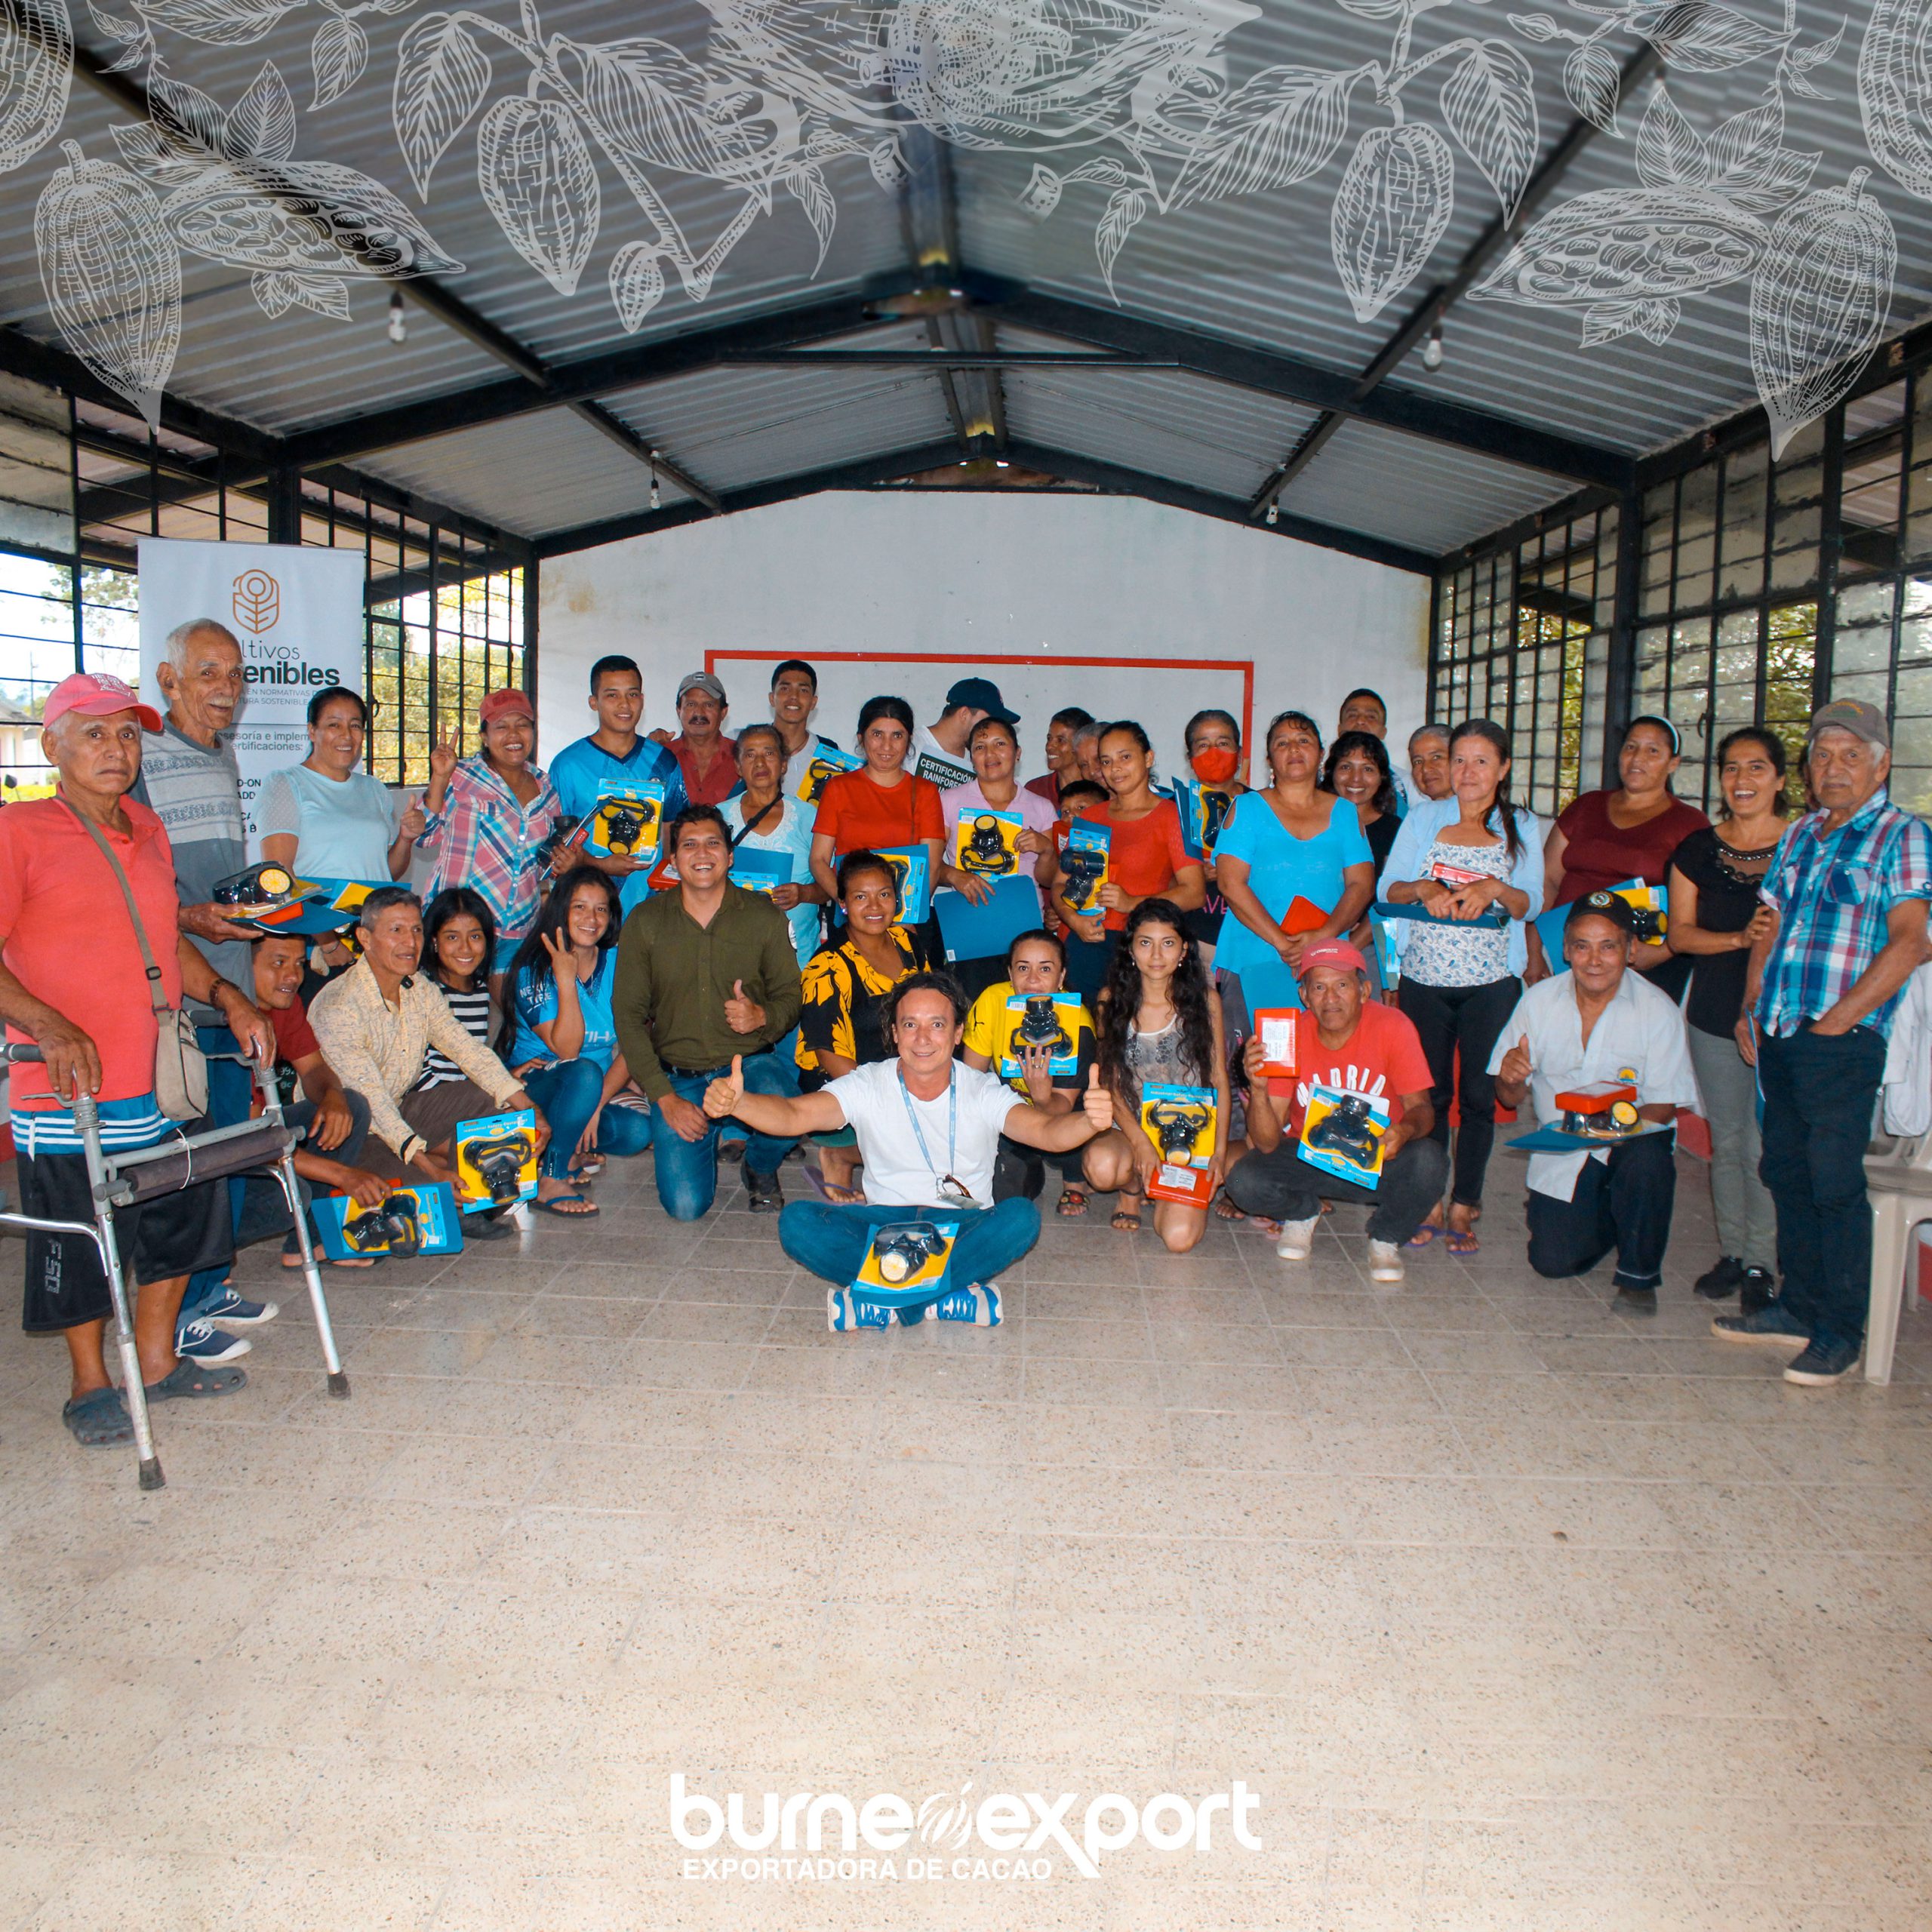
left=583, top=781, right=664, bottom=862
left=1140, top=1080, right=1216, bottom=1207
left=795, top=744, right=863, bottom=805
left=315, top=1183, right=462, bottom=1260
left=998, top=990, right=1087, bottom=1081
left=953, top=807, right=1023, bottom=879
left=875, top=844, right=932, bottom=926
left=1175, top=781, right=1238, bottom=862
left=1059, top=820, right=1110, bottom=915
left=452, top=1108, right=540, bottom=1214
left=1298, top=1084, right=1390, bottom=1190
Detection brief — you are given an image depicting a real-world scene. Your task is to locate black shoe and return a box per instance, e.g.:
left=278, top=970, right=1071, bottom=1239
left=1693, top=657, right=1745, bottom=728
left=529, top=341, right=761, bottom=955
left=720, top=1139, right=746, bottom=1164
left=1740, top=1266, right=1777, bottom=1316
left=1783, top=1334, right=1861, bottom=1385
left=467, top=1206, right=515, bottom=1240
left=746, top=1168, right=783, bottom=1213
left=1612, top=1284, right=1657, bottom=1316
left=1694, top=1255, right=1746, bottom=1300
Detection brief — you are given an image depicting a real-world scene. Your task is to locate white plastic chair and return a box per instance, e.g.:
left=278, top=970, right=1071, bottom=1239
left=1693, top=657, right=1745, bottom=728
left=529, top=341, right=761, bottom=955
left=1863, top=1130, right=1932, bottom=1383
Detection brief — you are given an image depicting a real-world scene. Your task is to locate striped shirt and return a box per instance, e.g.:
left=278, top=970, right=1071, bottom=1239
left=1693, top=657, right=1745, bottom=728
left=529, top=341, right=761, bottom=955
left=414, top=983, right=495, bottom=1090
left=418, top=755, right=561, bottom=946
left=1757, top=791, right=1932, bottom=1040
left=11, top=1093, right=174, bottom=1158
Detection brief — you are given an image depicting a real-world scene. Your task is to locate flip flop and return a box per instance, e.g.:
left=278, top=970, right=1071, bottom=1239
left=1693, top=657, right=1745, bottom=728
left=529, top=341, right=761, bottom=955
left=284, top=1252, right=374, bottom=1269
left=63, top=1387, right=133, bottom=1446
left=1405, top=1223, right=1442, bottom=1250
left=1213, top=1192, right=1246, bottom=1222
left=534, top=1192, right=600, bottom=1218
left=801, top=1154, right=866, bottom=1206
left=1111, top=1197, right=1143, bottom=1232
left=144, top=1359, right=246, bottom=1401
left=1056, top=1186, right=1089, bottom=1218
left=1446, top=1229, right=1481, bottom=1256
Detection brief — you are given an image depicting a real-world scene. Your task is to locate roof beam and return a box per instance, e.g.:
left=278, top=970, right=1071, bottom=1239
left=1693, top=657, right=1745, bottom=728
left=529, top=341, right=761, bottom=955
left=1251, top=38, right=1661, bottom=516
left=569, top=402, right=723, bottom=513
left=531, top=438, right=1435, bottom=576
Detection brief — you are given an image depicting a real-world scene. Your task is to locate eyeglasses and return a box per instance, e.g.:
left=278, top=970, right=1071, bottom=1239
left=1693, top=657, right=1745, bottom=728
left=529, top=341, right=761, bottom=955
left=935, top=1174, right=974, bottom=1204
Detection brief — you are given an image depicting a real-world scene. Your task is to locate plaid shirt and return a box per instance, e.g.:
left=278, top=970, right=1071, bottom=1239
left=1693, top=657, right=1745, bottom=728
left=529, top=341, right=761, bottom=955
left=419, top=755, right=561, bottom=944
left=1756, top=791, right=1932, bottom=1040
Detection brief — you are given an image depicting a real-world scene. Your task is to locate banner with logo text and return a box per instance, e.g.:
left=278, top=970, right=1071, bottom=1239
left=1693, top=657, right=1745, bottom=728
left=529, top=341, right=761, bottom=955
left=137, top=538, right=365, bottom=846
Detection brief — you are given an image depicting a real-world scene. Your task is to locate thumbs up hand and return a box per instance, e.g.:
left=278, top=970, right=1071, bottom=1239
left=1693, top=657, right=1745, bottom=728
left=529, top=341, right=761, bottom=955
left=703, top=1054, right=746, bottom=1120
left=723, top=976, right=766, bottom=1035
left=1079, top=1061, right=1114, bottom=1137
left=1499, top=1032, right=1534, bottom=1091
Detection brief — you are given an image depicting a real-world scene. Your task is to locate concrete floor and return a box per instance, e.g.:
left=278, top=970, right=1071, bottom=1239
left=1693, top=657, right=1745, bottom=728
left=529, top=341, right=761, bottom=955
left=2, top=1146, right=1931, bottom=1931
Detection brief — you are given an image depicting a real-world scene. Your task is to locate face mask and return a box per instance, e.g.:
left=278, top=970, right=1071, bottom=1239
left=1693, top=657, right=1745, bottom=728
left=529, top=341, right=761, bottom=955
left=1190, top=746, right=1239, bottom=784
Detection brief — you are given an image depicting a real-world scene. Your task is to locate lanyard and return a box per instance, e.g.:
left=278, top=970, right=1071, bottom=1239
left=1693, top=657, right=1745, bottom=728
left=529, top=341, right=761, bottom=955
left=897, top=1064, right=956, bottom=1179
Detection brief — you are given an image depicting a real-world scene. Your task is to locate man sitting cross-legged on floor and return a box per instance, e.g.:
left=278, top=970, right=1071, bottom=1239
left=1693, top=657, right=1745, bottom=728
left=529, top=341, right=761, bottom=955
left=702, top=971, right=1113, bottom=1329
left=1223, top=939, right=1446, bottom=1284
left=309, top=885, right=549, bottom=1229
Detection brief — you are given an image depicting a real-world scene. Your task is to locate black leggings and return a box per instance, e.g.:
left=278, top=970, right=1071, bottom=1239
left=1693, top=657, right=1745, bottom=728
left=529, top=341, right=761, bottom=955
left=1397, top=974, right=1521, bottom=1209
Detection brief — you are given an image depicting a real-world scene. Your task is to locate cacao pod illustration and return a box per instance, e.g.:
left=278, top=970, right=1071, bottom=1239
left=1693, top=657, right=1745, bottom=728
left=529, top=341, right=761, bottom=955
left=35, top=138, right=181, bottom=427
left=477, top=95, right=599, bottom=297
left=1331, top=124, right=1454, bottom=323
left=162, top=159, right=463, bottom=275
left=1468, top=187, right=1767, bottom=309
left=1860, top=0, right=1932, bottom=201
left=1750, top=168, right=1897, bottom=459
left=0, top=0, right=72, bottom=176
left=608, top=240, right=664, bottom=332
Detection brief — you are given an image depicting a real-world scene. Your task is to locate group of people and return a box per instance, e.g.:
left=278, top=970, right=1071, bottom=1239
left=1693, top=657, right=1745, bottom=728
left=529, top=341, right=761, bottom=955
left=4, top=617, right=1927, bottom=1447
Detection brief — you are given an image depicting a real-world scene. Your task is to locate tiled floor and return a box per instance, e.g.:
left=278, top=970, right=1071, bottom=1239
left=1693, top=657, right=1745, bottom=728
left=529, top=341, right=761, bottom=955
left=3, top=1146, right=1932, bottom=1930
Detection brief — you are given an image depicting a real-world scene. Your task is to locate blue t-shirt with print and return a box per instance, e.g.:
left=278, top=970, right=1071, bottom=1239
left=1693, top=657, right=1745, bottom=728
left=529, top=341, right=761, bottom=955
left=509, top=948, right=620, bottom=1070
left=549, top=734, right=688, bottom=915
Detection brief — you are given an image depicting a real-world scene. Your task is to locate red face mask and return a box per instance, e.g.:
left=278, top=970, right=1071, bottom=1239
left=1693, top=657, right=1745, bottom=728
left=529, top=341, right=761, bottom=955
left=1190, top=746, right=1239, bottom=784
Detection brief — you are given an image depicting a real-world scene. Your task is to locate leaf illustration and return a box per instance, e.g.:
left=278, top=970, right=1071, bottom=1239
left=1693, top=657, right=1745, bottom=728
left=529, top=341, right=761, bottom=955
left=1862, top=0, right=1932, bottom=201
left=783, top=159, right=833, bottom=272
left=251, top=266, right=349, bottom=319
left=563, top=36, right=773, bottom=185
left=476, top=96, right=598, bottom=296
left=88, top=1, right=139, bottom=37
left=1580, top=296, right=1681, bottom=345
left=226, top=60, right=295, bottom=162
left=1635, top=85, right=1709, bottom=188
left=1640, top=2, right=1791, bottom=72
left=109, top=119, right=205, bottom=185
left=165, top=159, right=464, bottom=275
left=310, top=16, right=368, bottom=112
left=1020, top=162, right=1061, bottom=219
left=1508, top=12, right=1562, bottom=41
left=1563, top=42, right=1622, bottom=133
left=393, top=12, right=491, bottom=199
left=1441, top=39, right=1537, bottom=221
left=1709, top=141, right=1819, bottom=214
left=608, top=240, right=664, bottom=332
left=35, top=138, right=181, bottom=426
left=1331, top=123, right=1455, bottom=322
left=1169, top=64, right=1355, bottom=208
left=148, top=72, right=227, bottom=158
left=1468, top=186, right=1768, bottom=306
left=1707, top=94, right=1782, bottom=176
left=139, top=0, right=303, bottom=46
left=1335, top=0, right=1407, bottom=15
left=0, top=0, right=72, bottom=177
left=1095, top=185, right=1146, bottom=297
left=1751, top=168, right=1896, bottom=457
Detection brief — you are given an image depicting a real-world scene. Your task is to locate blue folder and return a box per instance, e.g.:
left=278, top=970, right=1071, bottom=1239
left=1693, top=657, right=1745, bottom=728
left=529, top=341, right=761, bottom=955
left=934, top=874, right=1041, bottom=963
left=1508, top=1121, right=1674, bottom=1154
left=1371, top=899, right=1509, bottom=929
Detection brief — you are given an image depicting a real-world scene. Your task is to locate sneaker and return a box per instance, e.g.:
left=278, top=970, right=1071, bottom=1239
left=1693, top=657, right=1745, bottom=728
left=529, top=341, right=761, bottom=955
left=746, top=1168, right=783, bottom=1214
left=1784, top=1334, right=1861, bottom=1385
left=1275, top=1217, right=1317, bottom=1262
left=1712, top=1304, right=1810, bottom=1346
left=1613, top=1284, right=1658, bottom=1316
left=826, top=1287, right=894, bottom=1333
left=1740, top=1267, right=1777, bottom=1316
left=1366, top=1239, right=1404, bottom=1284
left=197, top=1288, right=278, bottom=1326
left=936, top=1283, right=1001, bottom=1326
left=175, top=1318, right=251, bottom=1364
left=1694, top=1256, right=1745, bottom=1301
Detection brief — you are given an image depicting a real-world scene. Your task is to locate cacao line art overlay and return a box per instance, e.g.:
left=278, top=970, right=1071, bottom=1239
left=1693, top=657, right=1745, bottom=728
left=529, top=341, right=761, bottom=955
left=3, top=0, right=1923, bottom=457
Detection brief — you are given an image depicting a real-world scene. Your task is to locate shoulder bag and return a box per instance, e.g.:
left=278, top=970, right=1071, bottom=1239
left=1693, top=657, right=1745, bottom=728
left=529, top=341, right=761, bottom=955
left=63, top=801, right=209, bottom=1121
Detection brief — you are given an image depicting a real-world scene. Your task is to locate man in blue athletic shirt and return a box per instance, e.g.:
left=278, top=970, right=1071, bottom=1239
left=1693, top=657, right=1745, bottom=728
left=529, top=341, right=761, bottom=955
left=548, top=654, right=688, bottom=917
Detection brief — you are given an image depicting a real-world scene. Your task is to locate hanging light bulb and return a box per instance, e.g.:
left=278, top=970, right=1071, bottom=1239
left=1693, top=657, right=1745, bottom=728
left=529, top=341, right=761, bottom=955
left=386, top=291, right=408, bottom=344
left=1422, top=321, right=1444, bottom=372
left=649, top=448, right=660, bottom=511
left=1266, top=500, right=1279, bottom=526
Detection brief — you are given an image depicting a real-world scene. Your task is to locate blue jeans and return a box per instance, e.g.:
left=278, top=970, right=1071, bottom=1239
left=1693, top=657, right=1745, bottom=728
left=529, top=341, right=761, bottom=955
left=779, top=1197, right=1040, bottom=1288
left=520, top=1058, right=654, bottom=1180
left=654, top=1053, right=798, bottom=1220
left=1758, top=1022, right=1889, bottom=1347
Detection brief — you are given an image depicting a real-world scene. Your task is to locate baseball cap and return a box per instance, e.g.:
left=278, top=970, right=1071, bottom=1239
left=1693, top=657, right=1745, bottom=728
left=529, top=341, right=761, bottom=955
left=1566, top=889, right=1641, bottom=936
left=677, top=672, right=728, bottom=705
left=1807, top=697, right=1889, bottom=751
left=1296, top=939, right=1368, bottom=979
left=42, top=671, right=162, bottom=736
left=946, top=676, right=1019, bottom=724
left=478, top=688, right=533, bottom=728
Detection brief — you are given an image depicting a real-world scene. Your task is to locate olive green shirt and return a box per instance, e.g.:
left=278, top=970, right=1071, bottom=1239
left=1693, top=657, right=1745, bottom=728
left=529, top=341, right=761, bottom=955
left=613, top=883, right=804, bottom=1100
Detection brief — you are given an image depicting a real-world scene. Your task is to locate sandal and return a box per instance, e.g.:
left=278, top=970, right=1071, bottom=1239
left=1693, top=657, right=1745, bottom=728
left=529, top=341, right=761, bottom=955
left=1056, top=1187, right=1089, bottom=1218
left=534, top=1192, right=600, bottom=1218
left=144, top=1359, right=246, bottom=1401
left=1111, top=1195, right=1143, bottom=1233
left=802, top=1155, right=866, bottom=1207
left=63, top=1387, right=133, bottom=1446
left=1405, top=1221, right=1442, bottom=1250
left=284, top=1252, right=374, bottom=1269
left=1446, top=1225, right=1481, bottom=1256
left=1213, top=1192, right=1245, bottom=1223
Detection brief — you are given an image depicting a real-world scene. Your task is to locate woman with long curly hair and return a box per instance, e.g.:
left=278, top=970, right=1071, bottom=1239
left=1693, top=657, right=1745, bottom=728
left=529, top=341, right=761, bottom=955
left=1081, top=897, right=1229, bottom=1251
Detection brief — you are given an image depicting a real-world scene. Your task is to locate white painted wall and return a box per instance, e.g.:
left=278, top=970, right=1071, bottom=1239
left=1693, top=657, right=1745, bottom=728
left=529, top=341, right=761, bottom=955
left=537, top=492, right=1429, bottom=786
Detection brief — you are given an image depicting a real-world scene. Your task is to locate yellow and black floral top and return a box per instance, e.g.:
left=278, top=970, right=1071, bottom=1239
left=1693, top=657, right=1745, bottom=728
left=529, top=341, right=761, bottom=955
left=795, top=925, right=919, bottom=1089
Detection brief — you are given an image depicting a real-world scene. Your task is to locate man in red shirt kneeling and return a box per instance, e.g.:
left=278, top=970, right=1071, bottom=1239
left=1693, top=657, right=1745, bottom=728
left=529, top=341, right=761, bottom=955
left=1223, top=940, right=1445, bottom=1285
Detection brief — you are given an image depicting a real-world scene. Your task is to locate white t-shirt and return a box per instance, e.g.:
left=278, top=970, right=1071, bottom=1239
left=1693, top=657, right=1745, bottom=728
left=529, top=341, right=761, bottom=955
left=910, top=724, right=974, bottom=789
left=826, top=1059, right=1018, bottom=1208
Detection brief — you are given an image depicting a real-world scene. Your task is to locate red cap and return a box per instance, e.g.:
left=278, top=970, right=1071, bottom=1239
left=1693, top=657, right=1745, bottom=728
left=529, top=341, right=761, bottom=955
left=478, top=688, right=533, bottom=729
left=1296, top=939, right=1368, bottom=979
left=42, top=671, right=162, bottom=736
